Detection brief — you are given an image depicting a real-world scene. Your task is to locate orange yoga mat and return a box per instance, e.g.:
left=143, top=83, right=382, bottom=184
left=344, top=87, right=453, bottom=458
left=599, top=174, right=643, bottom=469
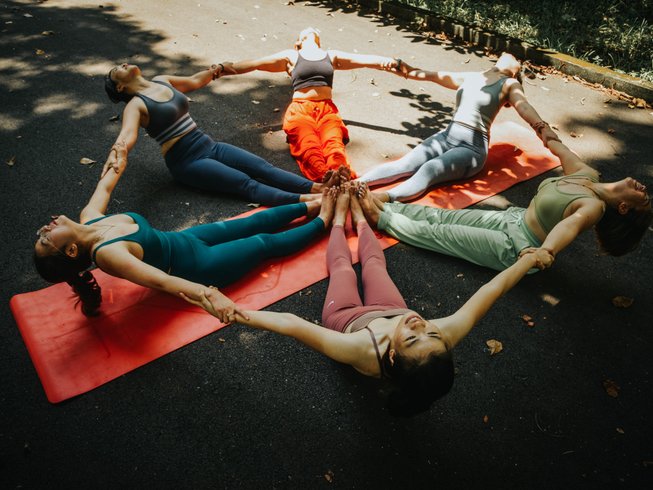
left=10, top=121, right=559, bottom=403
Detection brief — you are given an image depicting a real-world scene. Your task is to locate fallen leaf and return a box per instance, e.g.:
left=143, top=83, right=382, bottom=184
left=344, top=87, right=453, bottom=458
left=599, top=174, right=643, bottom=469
left=616, top=427, right=624, bottom=434
left=607, top=128, right=615, bottom=134
left=24, top=13, right=33, bottom=18
left=456, top=273, right=464, bottom=278
left=521, top=314, right=535, bottom=327
left=569, top=131, right=583, bottom=138
left=6, top=155, right=16, bottom=167
left=486, top=339, right=503, bottom=355
left=628, top=104, right=635, bottom=109
left=35, top=49, right=45, bottom=56
left=324, top=469, right=334, bottom=483
left=109, top=115, right=120, bottom=122
left=251, top=100, right=260, bottom=104
left=218, top=338, right=226, bottom=343
left=462, top=58, right=470, bottom=64
left=272, top=107, right=280, bottom=112
left=634, top=98, right=647, bottom=108
left=536, top=73, right=547, bottom=80
left=603, top=379, right=620, bottom=398
left=41, top=30, right=54, bottom=36
left=247, top=203, right=260, bottom=208
left=580, top=97, right=586, bottom=105
left=79, top=157, right=96, bottom=165
left=612, top=296, right=634, bottom=308
left=381, top=153, right=389, bottom=159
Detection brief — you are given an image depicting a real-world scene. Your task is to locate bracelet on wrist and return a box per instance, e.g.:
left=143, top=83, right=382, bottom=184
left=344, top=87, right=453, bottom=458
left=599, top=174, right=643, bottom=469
left=530, top=120, right=549, bottom=133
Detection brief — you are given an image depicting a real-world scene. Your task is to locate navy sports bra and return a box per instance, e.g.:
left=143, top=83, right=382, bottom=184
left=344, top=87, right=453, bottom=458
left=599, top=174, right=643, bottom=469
left=136, top=81, right=197, bottom=145
left=291, top=52, right=334, bottom=91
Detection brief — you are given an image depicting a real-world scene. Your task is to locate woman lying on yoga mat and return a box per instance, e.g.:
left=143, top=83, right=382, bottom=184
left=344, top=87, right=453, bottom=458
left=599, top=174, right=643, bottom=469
left=219, top=27, right=400, bottom=182
left=33, top=142, right=336, bottom=319
left=103, top=62, right=323, bottom=206
left=358, top=52, right=557, bottom=202
left=184, top=184, right=553, bottom=417
left=357, top=139, right=651, bottom=271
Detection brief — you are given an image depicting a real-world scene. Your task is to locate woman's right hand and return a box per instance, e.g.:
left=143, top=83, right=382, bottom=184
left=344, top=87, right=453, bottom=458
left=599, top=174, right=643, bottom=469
left=101, top=140, right=128, bottom=178
left=180, top=286, right=249, bottom=323
left=518, top=247, right=555, bottom=270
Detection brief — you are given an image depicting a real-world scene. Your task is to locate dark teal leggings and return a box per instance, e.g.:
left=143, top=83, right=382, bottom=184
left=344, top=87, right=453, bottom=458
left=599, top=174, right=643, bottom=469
left=174, top=203, right=324, bottom=286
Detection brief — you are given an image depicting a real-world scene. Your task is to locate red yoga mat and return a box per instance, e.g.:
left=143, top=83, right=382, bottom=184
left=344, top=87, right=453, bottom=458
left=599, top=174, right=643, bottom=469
left=10, top=121, right=559, bottom=403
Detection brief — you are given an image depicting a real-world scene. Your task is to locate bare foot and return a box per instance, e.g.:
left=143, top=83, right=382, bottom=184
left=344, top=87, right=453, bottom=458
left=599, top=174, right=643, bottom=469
left=357, top=183, right=382, bottom=227
left=305, top=197, right=322, bottom=218
left=310, top=182, right=324, bottom=194
left=322, top=169, right=340, bottom=188
left=349, top=186, right=367, bottom=226
left=299, top=193, right=322, bottom=203
left=337, top=164, right=353, bottom=183
left=333, top=184, right=351, bottom=227
left=317, top=187, right=337, bottom=226
left=372, top=191, right=391, bottom=204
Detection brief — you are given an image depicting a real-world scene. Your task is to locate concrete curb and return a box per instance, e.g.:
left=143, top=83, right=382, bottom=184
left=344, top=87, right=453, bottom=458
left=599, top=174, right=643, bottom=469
left=353, top=0, right=653, bottom=103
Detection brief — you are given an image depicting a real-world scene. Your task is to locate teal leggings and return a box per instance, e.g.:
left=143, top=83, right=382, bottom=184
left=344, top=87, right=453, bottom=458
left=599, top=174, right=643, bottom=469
left=378, top=203, right=541, bottom=271
left=173, top=203, right=325, bottom=286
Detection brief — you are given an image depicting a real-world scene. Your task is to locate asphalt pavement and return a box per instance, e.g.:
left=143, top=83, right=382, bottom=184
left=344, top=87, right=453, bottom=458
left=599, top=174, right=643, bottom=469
left=1, top=1, right=652, bottom=488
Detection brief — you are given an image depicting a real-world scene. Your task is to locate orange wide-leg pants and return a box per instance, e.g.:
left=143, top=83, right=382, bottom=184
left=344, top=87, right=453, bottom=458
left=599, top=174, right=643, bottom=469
left=282, top=99, right=357, bottom=182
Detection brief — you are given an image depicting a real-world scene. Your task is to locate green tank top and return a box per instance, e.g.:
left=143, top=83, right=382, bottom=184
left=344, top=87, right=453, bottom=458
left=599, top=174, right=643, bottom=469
left=530, top=172, right=600, bottom=234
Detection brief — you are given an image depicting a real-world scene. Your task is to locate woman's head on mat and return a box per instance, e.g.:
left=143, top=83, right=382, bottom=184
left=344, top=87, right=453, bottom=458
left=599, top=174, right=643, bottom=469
left=33, top=215, right=101, bottom=316
left=104, top=63, right=141, bottom=104
left=295, top=27, right=321, bottom=49
left=595, top=177, right=652, bottom=256
left=382, top=313, right=454, bottom=417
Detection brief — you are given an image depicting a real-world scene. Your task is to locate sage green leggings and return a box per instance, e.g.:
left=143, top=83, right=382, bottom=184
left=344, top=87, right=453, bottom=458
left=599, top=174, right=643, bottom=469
left=378, top=203, right=542, bottom=271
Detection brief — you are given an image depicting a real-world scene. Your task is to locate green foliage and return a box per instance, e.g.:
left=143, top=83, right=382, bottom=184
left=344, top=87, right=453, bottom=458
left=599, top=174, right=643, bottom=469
left=395, top=0, right=653, bottom=82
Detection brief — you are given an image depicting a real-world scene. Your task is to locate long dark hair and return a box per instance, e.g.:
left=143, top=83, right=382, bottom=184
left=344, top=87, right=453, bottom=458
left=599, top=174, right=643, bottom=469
left=382, top=349, right=455, bottom=417
left=595, top=205, right=653, bottom=256
left=33, top=249, right=102, bottom=316
left=104, top=72, right=134, bottom=104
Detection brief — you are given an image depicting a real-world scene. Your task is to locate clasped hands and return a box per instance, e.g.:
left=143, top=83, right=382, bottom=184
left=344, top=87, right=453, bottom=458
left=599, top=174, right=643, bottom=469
left=518, top=247, right=555, bottom=270
left=101, top=139, right=128, bottom=178
left=181, top=286, right=249, bottom=324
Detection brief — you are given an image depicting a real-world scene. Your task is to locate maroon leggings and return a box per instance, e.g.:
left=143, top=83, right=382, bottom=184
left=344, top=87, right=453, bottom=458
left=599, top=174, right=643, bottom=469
left=322, top=222, right=408, bottom=332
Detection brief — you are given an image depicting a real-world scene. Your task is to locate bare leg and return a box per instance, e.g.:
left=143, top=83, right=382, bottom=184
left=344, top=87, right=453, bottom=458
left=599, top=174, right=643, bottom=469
left=349, top=185, right=367, bottom=228
left=316, top=186, right=337, bottom=226
left=332, top=184, right=351, bottom=227
left=299, top=192, right=322, bottom=202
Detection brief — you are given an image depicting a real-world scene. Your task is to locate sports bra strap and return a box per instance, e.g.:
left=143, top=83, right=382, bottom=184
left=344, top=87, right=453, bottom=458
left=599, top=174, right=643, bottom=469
left=364, top=326, right=385, bottom=378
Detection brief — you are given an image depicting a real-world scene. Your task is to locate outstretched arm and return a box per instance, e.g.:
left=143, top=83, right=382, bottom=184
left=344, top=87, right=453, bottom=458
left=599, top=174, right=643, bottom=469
left=391, top=60, right=467, bottom=90
left=328, top=50, right=397, bottom=71
left=437, top=249, right=554, bottom=347
left=100, top=99, right=143, bottom=178
left=97, top=248, right=245, bottom=323
left=507, top=81, right=561, bottom=146
left=80, top=142, right=128, bottom=222
left=230, top=310, right=366, bottom=366
left=546, top=139, right=600, bottom=178
left=538, top=200, right=605, bottom=257
left=154, top=64, right=225, bottom=93
left=222, top=50, right=296, bottom=75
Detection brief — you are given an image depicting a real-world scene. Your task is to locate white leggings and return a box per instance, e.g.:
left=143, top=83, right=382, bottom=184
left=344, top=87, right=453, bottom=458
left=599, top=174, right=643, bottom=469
left=359, top=122, right=489, bottom=201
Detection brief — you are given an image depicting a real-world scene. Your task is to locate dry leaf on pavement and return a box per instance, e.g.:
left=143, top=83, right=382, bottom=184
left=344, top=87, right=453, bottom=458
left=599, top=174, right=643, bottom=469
left=612, top=296, right=634, bottom=308
left=602, top=379, right=620, bottom=398
left=6, top=156, right=16, bottom=167
left=486, top=339, right=503, bottom=355
left=79, top=157, right=96, bottom=165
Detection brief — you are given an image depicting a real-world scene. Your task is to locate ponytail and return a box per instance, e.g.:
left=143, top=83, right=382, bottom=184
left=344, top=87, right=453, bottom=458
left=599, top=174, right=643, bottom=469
left=33, top=250, right=103, bottom=316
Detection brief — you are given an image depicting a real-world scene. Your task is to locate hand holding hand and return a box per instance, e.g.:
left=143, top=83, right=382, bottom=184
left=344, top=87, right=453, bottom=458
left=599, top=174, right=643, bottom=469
left=539, top=125, right=561, bottom=148
left=101, top=140, right=128, bottom=178
left=180, top=286, right=249, bottom=323
left=519, top=247, right=555, bottom=270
